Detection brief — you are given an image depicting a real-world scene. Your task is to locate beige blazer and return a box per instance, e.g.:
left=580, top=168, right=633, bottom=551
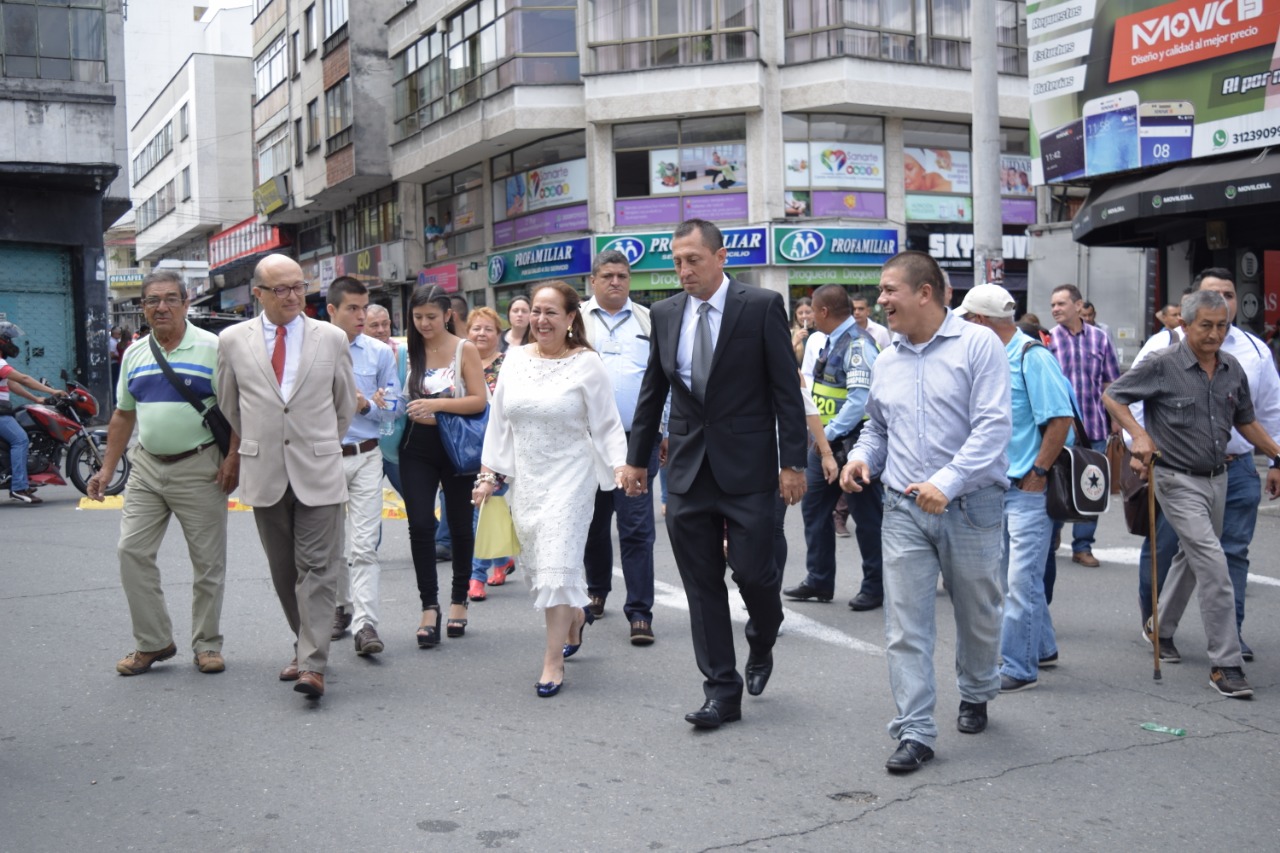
left=217, top=315, right=357, bottom=507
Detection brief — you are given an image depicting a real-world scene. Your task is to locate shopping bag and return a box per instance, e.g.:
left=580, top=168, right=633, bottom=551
left=474, top=494, right=520, bottom=559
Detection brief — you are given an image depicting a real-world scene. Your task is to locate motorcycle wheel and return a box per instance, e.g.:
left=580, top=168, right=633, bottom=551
left=67, top=437, right=130, bottom=496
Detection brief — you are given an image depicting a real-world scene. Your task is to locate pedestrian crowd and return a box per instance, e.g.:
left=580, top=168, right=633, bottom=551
left=88, top=220, right=1280, bottom=776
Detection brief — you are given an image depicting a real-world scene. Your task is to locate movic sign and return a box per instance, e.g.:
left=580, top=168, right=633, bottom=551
left=592, top=227, right=769, bottom=272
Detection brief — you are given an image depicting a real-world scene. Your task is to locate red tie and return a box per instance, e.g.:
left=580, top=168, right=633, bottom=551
left=272, top=324, right=287, bottom=385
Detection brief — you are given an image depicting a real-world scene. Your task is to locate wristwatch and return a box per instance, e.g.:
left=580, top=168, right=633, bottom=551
left=1271, top=455, right=1280, bottom=469
left=789, top=465, right=805, bottom=473
left=358, top=402, right=371, bottom=416
left=1031, top=464, right=1049, bottom=477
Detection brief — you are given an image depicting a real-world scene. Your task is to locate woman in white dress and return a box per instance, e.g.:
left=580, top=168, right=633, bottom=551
left=472, top=281, right=628, bottom=697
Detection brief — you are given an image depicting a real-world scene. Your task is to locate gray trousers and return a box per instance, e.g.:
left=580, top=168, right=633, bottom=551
left=253, top=486, right=344, bottom=674
left=1153, top=467, right=1244, bottom=667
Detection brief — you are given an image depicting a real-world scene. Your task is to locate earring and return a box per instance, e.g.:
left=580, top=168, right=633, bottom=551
left=568, top=329, right=574, bottom=339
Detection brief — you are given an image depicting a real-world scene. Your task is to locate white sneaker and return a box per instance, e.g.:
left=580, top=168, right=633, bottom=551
left=9, top=489, right=42, bottom=505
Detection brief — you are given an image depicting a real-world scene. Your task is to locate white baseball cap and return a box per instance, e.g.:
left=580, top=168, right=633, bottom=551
left=956, top=283, right=1016, bottom=319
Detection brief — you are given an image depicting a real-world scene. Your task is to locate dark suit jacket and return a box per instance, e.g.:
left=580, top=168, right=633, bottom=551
left=628, top=277, right=808, bottom=495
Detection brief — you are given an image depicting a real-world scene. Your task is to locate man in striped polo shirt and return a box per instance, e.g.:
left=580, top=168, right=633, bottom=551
left=89, top=270, right=240, bottom=676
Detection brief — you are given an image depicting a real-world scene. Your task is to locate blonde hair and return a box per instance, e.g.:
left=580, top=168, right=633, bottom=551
left=467, top=306, right=502, bottom=332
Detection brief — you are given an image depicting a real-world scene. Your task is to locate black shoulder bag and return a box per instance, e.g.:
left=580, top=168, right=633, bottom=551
left=147, top=335, right=233, bottom=456
left=1020, top=341, right=1110, bottom=522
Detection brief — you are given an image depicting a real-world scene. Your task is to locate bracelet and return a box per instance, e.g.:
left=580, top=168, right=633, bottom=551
left=475, top=472, right=503, bottom=486
left=820, top=450, right=834, bottom=458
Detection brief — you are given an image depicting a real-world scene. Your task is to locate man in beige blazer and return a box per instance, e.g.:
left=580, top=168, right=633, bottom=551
left=217, top=254, right=357, bottom=700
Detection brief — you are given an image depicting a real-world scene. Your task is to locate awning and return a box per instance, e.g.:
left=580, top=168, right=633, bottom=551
left=189, top=293, right=216, bottom=307
left=1072, top=150, right=1280, bottom=247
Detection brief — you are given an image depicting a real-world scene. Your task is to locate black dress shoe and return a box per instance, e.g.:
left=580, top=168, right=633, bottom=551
left=957, top=700, right=988, bottom=734
left=782, top=583, right=833, bottom=602
left=848, top=592, right=883, bottom=611
left=684, top=699, right=742, bottom=729
left=885, top=739, right=934, bottom=773
left=745, top=651, right=773, bottom=697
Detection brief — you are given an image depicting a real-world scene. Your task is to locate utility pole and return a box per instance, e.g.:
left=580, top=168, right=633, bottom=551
left=971, top=0, right=1003, bottom=288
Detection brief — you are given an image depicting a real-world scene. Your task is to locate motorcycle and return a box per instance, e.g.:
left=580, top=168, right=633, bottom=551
left=0, top=379, right=130, bottom=497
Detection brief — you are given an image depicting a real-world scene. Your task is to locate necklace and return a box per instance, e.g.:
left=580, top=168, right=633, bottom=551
left=535, top=342, right=570, bottom=359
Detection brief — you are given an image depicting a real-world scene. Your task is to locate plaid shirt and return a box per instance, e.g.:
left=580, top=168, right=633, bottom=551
left=1049, top=322, right=1119, bottom=442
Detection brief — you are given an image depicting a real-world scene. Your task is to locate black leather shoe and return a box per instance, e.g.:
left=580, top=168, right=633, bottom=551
left=885, top=739, right=934, bottom=773
left=745, top=651, right=773, bottom=697
left=782, top=583, right=833, bottom=602
left=848, top=592, right=883, bottom=611
left=684, top=699, right=742, bottom=729
left=957, top=700, right=988, bottom=734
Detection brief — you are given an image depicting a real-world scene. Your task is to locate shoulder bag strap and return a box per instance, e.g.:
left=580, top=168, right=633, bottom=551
left=148, top=333, right=210, bottom=417
left=452, top=338, right=467, bottom=398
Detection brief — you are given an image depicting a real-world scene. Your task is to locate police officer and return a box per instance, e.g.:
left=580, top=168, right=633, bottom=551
left=784, top=284, right=884, bottom=610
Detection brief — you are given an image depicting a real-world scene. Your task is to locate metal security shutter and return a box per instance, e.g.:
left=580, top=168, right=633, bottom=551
left=0, top=243, right=75, bottom=387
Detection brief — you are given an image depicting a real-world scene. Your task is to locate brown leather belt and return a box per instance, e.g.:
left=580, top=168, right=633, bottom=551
left=341, top=437, right=379, bottom=457
left=148, top=441, right=216, bottom=464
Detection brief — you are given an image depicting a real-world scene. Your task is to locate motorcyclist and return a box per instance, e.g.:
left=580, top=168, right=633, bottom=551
left=0, top=321, right=62, bottom=505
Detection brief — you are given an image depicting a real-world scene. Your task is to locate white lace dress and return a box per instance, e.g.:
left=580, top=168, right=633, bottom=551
left=481, top=346, right=628, bottom=609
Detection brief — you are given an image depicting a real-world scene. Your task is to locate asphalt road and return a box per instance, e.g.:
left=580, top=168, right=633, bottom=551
left=3, top=477, right=1279, bottom=851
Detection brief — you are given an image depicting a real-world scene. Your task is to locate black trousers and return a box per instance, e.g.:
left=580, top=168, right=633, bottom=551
left=666, top=457, right=783, bottom=702
left=400, top=422, right=474, bottom=608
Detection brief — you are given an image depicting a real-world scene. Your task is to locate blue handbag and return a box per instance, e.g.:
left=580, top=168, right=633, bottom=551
left=434, top=339, right=488, bottom=474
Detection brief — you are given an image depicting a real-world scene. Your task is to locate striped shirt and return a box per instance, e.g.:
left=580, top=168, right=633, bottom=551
left=1106, top=342, right=1255, bottom=473
left=1049, top=321, right=1119, bottom=442
left=117, top=323, right=219, bottom=455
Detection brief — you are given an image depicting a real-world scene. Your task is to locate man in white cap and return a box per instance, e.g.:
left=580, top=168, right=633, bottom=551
left=958, top=283, right=1076, bottom=692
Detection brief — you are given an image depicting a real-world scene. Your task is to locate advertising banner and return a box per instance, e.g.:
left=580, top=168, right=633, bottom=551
left=772, top=227, right=899, bottom=267
left=592, top=227, right=769, bottom=272
left=785, top=142, right=887, bottom=190
left=498, top=158, right=588, bottom=219
left=486, top=238, right=591, bottom=287
left=784, top=190, right=888, bottom=219
left=903, top=148, right=972, bottom=194
left=492, top=203, right=588, bottom=246
left=1029, top=0, right=1280, bottom=184
left=905, top=194, right=975, bottom=222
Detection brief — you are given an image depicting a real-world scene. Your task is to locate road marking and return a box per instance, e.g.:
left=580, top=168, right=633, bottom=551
left=625, top=569, right=884, bottom=657
left=1060, top=547, right=1280, bottom=587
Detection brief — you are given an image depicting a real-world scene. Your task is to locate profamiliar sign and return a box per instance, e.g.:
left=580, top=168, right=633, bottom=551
left=592, top=227, right=769, bottom=272
left=486, top=237, right=591, bottom=287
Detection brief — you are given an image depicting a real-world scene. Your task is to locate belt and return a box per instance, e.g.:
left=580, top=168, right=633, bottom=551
left=1154, top=458, right=1226, bottom=478
left=341, top=437, right=379, bottom=457
left=148, top=441, right=216, bottom=464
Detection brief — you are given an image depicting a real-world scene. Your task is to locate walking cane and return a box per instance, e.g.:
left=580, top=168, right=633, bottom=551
left=1147, top=456, right=1161, bottom=681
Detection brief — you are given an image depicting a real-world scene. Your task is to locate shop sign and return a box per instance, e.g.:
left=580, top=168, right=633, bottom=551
left=785, top=267, right=884, bottom=286
left=592, top=227, right=769, bottom=272
left=904, top=194, right=974, bottom=223
left=209, top=216, right=289, bottom=270
left=772, top=227, right=899, bottom=267
left=109, top=270, right=144, bottom=289
left=253, top=175, right=288, bottom=216
left=486, top=238, right=591, bottom=287
left=417, top=264, right=459, bottom=293
left=334, top=245, right=382, bottom=284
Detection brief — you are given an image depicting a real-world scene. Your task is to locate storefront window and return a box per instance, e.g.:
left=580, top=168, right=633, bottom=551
left=588, top=0, right=758, bottom=72
left=903, top=120, right=973, bottom=223
left=424, top=166, right=484, bottom=261
left=614, top=116, right=749, bottom=227
left=782, top=114, right=885, bottom=220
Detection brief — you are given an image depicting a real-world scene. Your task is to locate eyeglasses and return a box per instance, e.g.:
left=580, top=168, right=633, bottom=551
left=141, top=295, right=186, bottom=308
left=259, top=282, right=308, bottom=298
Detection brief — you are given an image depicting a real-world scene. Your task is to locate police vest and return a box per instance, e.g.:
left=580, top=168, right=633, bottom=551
left=811, top=326, right=874, bottom=435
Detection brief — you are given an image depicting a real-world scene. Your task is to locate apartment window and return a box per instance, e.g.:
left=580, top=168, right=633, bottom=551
left=293, top=119, right=304, bottom=166
left=928, top=0, right=1026, bottom=72
left=290, top=30, right=300, bottom=77
left=589, top=0, right=759, bottom=72
left=1, top=0, right=107, bottom=82
left=323, top=0, right=347, bottom=39
left=995, top=0, right=1027, bottom=75
left=784, top=0, right=914, bottom=64
left=254, top=0, right=274, bottom=14
left=137, top=180, right=176, bottom=233
left=306, top=98, right=321, bottom=150
left=256, top=124, right=290, bottom=183
left=392, top=0, right=579, bottom=141
left=132, top=121, right=174, bottom=185
left=297, top=216, right=330, bottom=255
left=303, top=5, right=318, bottom=54
left=181, top=167, right=191, bottom=201
left=324, top=77, right=353, bottom=154
left=178, top=104, right=189, bottom=140
left=423, top=166, right=484, bottom=261
left=254, top=32, right=287, bottom=100
left=613, top=117, right=748, bottom=225
left=335, top=186, right=398, bottom=254
left=782, top=114, right=885, bottom=218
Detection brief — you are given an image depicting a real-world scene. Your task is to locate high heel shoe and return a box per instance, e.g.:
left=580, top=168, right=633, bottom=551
left=562, top=605, right=595, bottom=658
left=447, top=602, right=469, bottom=638
left=417, top=606, right=441, bottom=648
left=534, top=680, right=562, bottom=698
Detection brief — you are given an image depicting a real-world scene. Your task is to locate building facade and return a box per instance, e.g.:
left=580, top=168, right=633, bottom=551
left=0, top=0, right=129, bottom=408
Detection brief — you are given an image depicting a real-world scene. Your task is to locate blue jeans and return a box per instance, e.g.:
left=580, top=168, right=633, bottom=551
left=1070, top=438, right=1110, bottom=553
left=383, top=458, right=402, bottom=496
left=999, top=487, right=1057, bottom=682
left=881, top=485, right=1004, bottom=749
left=1138, top=454, right=1258, bottom=634
left=799, top=445, right=883, bottom=597
left=583, top=443, right=659, bottom=623
left=0, top=415, right=29, bottom=492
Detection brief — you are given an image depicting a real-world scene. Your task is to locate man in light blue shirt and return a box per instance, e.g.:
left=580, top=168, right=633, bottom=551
left=327, top=277, right=399, bottom=656
left=843, top=252, right=1011, bottom=774
left=582, top=250, right=658, bottom=644
left=958, top=284, right=1075, bottom=694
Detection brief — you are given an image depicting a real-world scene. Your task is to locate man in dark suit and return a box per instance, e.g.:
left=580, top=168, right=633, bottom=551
left=623, top=219, right=808, bottom=729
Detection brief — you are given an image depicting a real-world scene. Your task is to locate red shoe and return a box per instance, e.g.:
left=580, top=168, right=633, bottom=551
left=487, top=559, right=515, bottom=586
left=468, top=579, right=487, bottom=601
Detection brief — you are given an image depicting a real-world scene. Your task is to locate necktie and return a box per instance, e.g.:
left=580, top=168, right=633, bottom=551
left=272, top=324, right=287, bottom=385
left=691, top=302, right=712, bottom=404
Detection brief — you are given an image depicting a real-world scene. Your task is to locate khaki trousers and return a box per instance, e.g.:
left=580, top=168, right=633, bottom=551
left=118, top=445, right=227, bottom=653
